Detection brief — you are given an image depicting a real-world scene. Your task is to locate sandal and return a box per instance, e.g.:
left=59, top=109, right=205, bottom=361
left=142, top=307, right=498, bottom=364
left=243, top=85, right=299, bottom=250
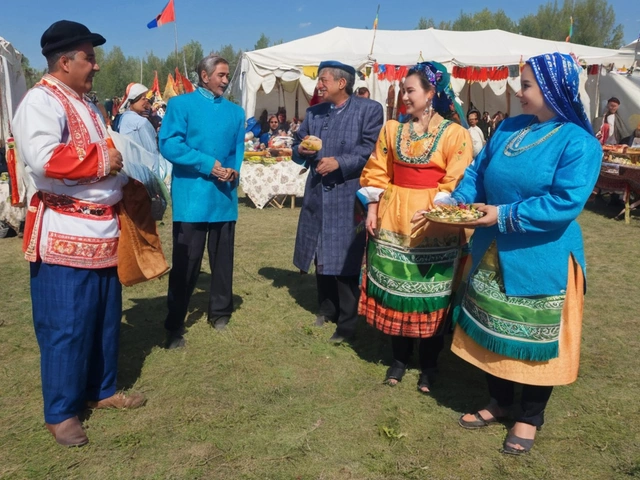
left=417, top=372, right=433, bottom=394
left=501, top=433, right=536, bottom=455
left=384, top=361, right=407, bottom=386
left=458, top=411, right=506, bottom=429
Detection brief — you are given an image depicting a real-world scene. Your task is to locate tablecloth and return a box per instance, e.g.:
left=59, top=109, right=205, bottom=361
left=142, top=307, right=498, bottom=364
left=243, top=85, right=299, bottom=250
left=0, top=181, right=25, bottom=234
left=240, top=161, right=308, bottom=209
left=595, top=163, right=640, bottom=223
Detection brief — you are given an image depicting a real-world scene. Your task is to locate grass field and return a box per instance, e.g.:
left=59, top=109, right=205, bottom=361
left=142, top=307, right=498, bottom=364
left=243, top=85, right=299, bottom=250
left=1, top=194, right=639, bottom=479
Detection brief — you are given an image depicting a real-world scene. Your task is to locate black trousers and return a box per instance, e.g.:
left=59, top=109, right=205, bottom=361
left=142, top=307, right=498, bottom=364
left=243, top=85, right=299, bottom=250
left=486, top=374, right=553, bottom=428
left=165, top=221, right=235, bottom=333
left=391, top=335, right=444, bottom=373
left=316, top=273, right=360, bottom=336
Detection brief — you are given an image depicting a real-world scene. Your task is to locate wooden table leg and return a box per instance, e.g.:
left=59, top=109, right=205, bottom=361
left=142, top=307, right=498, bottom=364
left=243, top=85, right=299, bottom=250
left=625, top=185, right=630, bottom=224
left=268, top=195, right=285, bottom=209
left=290, top=195, right=295, bottom=209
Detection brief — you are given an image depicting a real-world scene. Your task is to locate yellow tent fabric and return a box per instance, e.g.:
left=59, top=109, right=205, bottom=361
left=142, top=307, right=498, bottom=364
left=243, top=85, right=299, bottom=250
left=302, top=66, right=318, bottom=79
left=163, top=74, right=177, bottom=100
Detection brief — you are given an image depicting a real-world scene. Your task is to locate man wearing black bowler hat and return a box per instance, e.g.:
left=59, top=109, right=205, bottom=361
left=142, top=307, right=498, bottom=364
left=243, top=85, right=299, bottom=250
left=292, top=60, right=383, bottom=343
left=12, top=20, right=145, bottom=447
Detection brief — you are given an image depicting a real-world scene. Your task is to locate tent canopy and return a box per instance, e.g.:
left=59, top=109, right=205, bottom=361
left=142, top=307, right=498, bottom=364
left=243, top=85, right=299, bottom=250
left=0, top=36, right=27, bottom=143
left=230, top=27, right=634, bottom=119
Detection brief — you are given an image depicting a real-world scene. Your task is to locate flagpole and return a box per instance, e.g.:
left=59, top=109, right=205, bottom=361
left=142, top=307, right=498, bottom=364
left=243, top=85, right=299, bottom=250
left=369, top=4, right=380, bottom=56
left=172, top=14, right=189, bottom=79
left=173, top=22, right=179, bottom=61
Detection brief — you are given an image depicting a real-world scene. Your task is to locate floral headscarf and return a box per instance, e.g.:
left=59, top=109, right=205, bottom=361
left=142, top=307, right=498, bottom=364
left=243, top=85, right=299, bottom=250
left=527, top=53, right=593, bottom=134
left=409, top=61, right=467, bottom=127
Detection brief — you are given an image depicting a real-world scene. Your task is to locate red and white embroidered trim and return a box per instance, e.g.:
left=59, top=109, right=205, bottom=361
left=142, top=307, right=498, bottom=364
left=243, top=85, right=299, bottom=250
left=37, top=75, right=109, bottom=180
left=43, top=231, right=118, bottom=269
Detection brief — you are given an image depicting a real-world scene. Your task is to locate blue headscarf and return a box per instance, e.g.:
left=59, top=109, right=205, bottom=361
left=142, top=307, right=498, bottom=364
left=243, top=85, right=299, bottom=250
left=527, top=53, right=593, bottom=134
left=409, top=61, right=468, bottom=128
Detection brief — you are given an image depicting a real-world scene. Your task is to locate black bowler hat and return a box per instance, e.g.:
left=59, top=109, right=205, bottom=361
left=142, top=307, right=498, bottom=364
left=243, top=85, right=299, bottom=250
left=40, top=20, right=106, bottom=57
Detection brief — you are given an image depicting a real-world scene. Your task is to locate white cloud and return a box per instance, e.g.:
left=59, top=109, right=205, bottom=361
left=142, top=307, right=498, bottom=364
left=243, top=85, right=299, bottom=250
left=299, top=22, right=311, bottom=28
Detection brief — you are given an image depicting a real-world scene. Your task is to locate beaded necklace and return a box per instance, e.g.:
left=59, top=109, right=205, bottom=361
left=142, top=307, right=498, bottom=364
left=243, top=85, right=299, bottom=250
left=503, top=120, right=564, bottom=157
left=409, top=118, right=433, bottom=141
left=397, top=118, right=451, bottom=165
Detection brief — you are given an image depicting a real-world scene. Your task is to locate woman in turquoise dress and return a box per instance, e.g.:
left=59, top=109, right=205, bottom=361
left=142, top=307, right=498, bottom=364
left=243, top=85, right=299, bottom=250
left=442, top=53, right=602, bottom=454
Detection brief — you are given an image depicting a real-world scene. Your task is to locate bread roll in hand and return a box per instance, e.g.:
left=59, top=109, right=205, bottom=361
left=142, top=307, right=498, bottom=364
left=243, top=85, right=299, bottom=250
left=300, top=135, right=322, bottom=151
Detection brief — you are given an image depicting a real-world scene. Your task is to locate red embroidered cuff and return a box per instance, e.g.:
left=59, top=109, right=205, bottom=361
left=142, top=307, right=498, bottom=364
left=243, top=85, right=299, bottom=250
left=45, top=139, right=111, bottom=182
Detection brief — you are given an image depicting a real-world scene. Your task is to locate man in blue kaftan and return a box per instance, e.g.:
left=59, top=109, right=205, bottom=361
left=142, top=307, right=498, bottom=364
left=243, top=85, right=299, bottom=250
left=159, top=54, right=245, bottom=348
left=293, top=60, right=383, bottom=342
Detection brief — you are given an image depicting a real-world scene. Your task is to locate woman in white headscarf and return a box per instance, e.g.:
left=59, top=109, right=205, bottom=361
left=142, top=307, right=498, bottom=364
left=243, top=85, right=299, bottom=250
left=116, top=83, right=169, bottom=180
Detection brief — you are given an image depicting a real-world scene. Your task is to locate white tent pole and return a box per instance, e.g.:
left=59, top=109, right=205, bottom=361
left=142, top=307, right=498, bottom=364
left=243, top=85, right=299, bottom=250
left=594, top=68, right=601, bottom=119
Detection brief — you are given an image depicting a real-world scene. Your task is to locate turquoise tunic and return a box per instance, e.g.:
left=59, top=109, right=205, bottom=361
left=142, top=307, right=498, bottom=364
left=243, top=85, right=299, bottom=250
left=452, top=115, right=601, bottom=296
left=159, top=88, right=245, bottom=223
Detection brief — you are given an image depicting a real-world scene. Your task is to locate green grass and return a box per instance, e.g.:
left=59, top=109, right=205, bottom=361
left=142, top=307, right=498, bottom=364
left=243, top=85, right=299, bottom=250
left=1, top=194, right=639, bottom=479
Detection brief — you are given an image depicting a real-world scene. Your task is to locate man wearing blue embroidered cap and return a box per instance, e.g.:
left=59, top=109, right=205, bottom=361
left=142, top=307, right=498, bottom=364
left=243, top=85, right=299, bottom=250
left=292, top=60, right=383, bottom=343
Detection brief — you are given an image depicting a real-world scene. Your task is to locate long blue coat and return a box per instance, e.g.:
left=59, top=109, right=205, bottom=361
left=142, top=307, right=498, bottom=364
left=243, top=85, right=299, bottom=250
left=292, top=96, right=384, bottom=276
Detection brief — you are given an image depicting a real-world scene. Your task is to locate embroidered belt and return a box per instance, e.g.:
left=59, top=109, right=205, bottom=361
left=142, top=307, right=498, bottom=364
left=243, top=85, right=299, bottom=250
left=40, top=192, right=115, bottom=220
left=392, top=161, right=444, bottom=189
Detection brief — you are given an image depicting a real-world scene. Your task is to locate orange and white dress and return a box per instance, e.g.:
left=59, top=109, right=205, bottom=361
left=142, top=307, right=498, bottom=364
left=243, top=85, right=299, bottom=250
left=358, top=115, right=473, bottom=338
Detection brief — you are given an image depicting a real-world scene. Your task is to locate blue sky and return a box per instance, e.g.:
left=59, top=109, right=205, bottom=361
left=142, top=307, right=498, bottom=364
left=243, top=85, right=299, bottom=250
left=1, top=0, right=638, bottom=69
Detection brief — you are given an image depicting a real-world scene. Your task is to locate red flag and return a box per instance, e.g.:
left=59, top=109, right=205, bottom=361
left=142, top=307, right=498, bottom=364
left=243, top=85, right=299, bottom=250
left=6, top=138, right=20, bottom=206
left=147, top=0, right=176, bottom=28
left=152, top=71, right=160, bottom=96
left=174, top=67, right=185, bottom=94
left=181, top=74, right=194, bottom=93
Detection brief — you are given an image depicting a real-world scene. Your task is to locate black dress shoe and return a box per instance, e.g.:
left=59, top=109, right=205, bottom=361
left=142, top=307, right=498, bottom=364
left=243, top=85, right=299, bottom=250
left=165, top=330, right=185, bottom=349
left=329, top=331, right=355, bottom=344
left=209, top=315, right=230, bottom=331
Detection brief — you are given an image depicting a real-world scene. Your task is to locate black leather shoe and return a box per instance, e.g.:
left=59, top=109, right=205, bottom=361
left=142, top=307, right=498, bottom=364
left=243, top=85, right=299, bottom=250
left=329, top=331, right=355, bottom=344
left=209, top=316, right=230, bottom=331
left=165, top=330, right=185, bottom=349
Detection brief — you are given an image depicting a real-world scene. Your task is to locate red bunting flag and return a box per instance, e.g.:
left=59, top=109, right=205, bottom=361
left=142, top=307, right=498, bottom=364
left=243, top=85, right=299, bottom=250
left=152, top=71, right=161, bottom=97
left=6, top=138, right=20, bottom=206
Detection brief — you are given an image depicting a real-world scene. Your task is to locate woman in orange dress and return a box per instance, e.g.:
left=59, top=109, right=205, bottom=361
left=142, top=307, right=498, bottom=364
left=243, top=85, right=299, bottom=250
left=358, top=62, right=473, bottom=393
left=450, top=53, right=602, bottom=455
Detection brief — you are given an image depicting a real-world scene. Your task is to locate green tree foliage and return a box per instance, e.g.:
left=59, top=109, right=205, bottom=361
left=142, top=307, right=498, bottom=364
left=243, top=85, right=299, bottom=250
left=92, top=46, right=136, bottom=100
left=415, top=0, right=623, bottom=47
left=519, top=0, right=624, bottom=48
left=165, top=40, right=204, bottom=83
left=213, top=44, right=243, bottom=81
left=569, top=0, right=623, bottom=48
left=518, top=1, right=567, bottom=40
left=450, top=8, right=518, bottom=32
left=21, top=56, right=45, bottom=89
left=416, top=17, right=434, bottom=29
left=415, top=17, right=451, bottom=30
left=254, top=33, right=270, bottom=50
left=90, top=42, right=205, bottom=101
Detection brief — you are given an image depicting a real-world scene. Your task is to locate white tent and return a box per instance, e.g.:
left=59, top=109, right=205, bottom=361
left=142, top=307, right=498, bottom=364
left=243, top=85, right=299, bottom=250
left=0, top=36, right=28, bottom=227
left=230, top=27, right=635, bottom=126
left=0, top=37, right=27, bottom=144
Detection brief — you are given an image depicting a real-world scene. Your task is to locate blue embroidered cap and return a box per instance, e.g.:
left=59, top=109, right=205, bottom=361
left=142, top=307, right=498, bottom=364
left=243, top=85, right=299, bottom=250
left=527, top=53, right=593, bottom=134
left=318, top=60, right=356, bottom=76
